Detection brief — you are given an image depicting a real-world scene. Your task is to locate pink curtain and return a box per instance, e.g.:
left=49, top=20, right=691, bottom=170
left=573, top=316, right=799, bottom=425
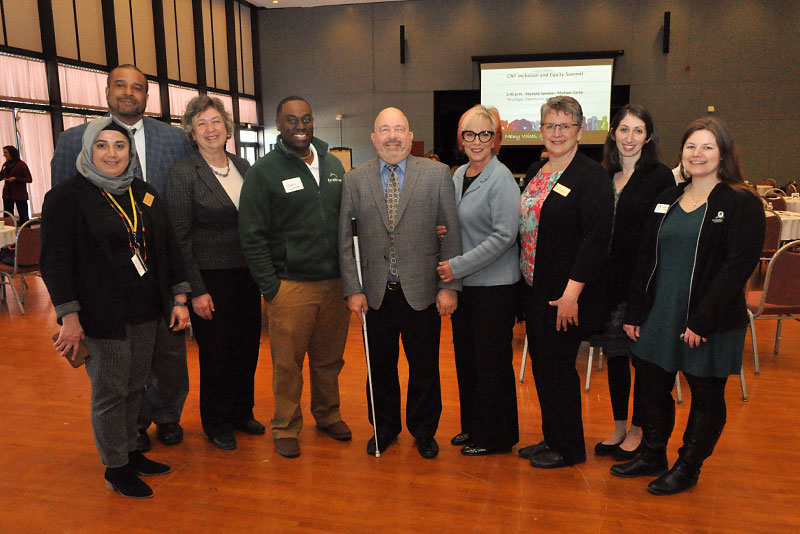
left=239, top=98, right=258, bottom=125
left=0, top=54, right=49, bottom=104
left=58, top=64, right=161, bottom=115
left=16, top=111, right=54, bottom=215
left=62, top=115, right=89, bottom=130
left=169, top=85, right=199, bottom=119
left=0, top=110, right=15, bottom=148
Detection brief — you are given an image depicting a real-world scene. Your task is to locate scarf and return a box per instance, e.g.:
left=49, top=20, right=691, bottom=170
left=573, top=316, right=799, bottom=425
left=75, top=116, right=138, bottom=195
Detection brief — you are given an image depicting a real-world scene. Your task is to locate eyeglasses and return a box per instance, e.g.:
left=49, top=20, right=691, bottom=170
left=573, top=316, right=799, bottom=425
left=541, top=123, right=579, bottom=133
left=461, top=130, right=494, bottom=143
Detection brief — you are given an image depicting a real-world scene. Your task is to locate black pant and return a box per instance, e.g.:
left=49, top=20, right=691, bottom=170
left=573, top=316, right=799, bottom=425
left=3, top=198, right=28, bottom=223
left=606, top=355, right=642, bottom=425
left=451, top=284, right=519, bottom=449
left=636, top=357, right=727, bottom=443
left=524, top=290, right=586, bottom=463
left=189, top=268, right=262, bottom=437
left=365, top=285, right=441, bottom=439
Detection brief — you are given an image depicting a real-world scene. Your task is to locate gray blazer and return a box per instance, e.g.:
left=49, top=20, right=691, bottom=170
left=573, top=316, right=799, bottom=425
left=50, top=116, right=191, bottom=197
left=165, top=151, right=250, bottom=296
left=450, top=156, right=521, bottom=287
left=339, top=155, right=462, bottom=311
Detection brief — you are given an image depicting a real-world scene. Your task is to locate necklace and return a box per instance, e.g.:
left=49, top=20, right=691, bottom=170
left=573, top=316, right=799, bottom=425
left=211, top=157, right=231, bottom=178
left=300, top=150, right=313, bottom=161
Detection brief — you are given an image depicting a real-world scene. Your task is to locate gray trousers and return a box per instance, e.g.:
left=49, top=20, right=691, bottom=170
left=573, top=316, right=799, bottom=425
left=84, top=321, right=158, bottom=467
left=137, top=318, right=189, bottom=429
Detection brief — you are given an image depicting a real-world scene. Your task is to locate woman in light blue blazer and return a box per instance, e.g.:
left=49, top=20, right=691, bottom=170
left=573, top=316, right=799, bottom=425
left=437, top=105, right=521, bottom=455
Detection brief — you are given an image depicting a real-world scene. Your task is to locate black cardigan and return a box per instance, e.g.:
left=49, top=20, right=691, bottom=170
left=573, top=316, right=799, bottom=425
left=625, top=181, right=765, bottom=337
left=522, top=151, right=615, bottom=333
left=607, top=162, right=676, bottom=308
left=41, top=175, right=188, bottom=340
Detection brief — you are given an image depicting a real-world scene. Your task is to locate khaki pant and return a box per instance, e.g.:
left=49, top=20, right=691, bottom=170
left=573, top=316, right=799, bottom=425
left=266, top=278, right=350, bottom=438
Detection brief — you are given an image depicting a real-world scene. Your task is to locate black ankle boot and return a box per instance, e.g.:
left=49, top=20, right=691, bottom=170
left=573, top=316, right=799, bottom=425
left=611, top=399, right=674, bottom=479
left=105, top=464, right=153, bottom=498
left=129, top=451, right=171, bottom=476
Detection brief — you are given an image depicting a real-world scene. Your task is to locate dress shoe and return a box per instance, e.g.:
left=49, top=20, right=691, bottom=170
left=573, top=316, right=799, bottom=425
left=316, top=420, right=352, bottom=441
left=209, top=433, right=237, bottom=451
left=461, top=445, right=512, bottom=456
left=610, top=452, right=668, bottom=478
left=528, top=449, right=572, bottom=469
left=157, top=422, right=183, bottom=445
left=128, top=451, right=171, bottom=476
left=416, top=437, right=439, bottom=459
left=105, top=465, right=153, bottom=499
left=450, top=432, right=471, bottom=446
left=613, top=442, right=641, bottom=461
left=136, top=430, right=151, bottom=453
left=594, top=438, right=624, bottom=456
left=275, top=437, right=301, bottom=458
left=518, top=440, right=547, bottom=459
left=366, top=434, right=397, bottom=456
left=236, top=419, right=266, bottom=435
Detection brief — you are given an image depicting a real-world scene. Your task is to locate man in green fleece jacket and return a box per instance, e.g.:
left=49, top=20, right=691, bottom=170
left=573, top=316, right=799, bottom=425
left=239, top=96, right=351, bottom=459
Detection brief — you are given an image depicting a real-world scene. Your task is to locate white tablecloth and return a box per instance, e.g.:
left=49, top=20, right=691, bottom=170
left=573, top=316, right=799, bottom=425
left=0, top=225, right=15, bottom=247
left=783, top=198, right=800, bottom=213
left=757, top=185, right=772, bottom=195
left=772, top=211, right=800, bottom=241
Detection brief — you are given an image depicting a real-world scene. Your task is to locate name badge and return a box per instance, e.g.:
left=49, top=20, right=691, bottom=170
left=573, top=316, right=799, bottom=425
left=282, top=177, right=304, bottom=193
left=553, top=183, right=571, bottom=197
left=142, top=192, right=154, bottom=207
left=654, top=203, right=670, bottom=214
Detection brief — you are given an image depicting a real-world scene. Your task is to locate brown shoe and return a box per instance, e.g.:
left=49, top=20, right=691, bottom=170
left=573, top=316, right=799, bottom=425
left=274, top=437, right=301, bottom=458
left=317, top=420, right=352, bottom=441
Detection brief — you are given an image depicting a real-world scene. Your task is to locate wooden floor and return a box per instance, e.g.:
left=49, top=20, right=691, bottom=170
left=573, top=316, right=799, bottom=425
left=2, top=276, right=799, bottom=533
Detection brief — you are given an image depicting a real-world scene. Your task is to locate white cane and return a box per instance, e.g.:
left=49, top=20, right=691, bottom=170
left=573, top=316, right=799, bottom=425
left=351, top=218, right=381, bottom=457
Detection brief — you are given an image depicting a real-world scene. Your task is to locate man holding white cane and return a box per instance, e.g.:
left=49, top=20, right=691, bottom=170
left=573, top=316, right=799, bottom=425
left=339, top=107, right=462, bottom=459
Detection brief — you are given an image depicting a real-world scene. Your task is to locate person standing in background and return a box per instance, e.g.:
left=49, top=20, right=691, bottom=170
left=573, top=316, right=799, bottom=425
left=1, top=146, right=32, bottom=223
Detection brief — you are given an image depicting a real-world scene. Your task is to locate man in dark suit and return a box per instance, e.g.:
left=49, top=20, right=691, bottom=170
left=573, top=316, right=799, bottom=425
left=50, top=64, right=192, bottom=452
left=339, top=107, right=462, bottom=459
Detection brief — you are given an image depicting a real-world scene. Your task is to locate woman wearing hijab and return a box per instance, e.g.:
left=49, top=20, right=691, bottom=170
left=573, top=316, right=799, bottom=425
left=41, top=117, right=190, bottom=499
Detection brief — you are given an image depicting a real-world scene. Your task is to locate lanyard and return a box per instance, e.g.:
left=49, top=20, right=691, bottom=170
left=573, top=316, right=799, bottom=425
left=102, top=187, right=148, bottom=262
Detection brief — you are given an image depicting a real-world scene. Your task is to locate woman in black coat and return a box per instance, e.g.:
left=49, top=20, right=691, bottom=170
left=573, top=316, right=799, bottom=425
left=41, top=117, right=190, bottom=499
left=517, top=96, right=614, bottom=469
left=611, top=117, right=765, bottom=495
left=594, top=105, right=675, bottom=461
left=166, top=95, right=263, bottom=451
left=1, top=145, right=32, bottom=222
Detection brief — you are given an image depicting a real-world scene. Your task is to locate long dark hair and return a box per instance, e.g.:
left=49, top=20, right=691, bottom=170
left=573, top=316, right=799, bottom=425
left=601, top=104, right=660, bottom=175
left=3, top=145, right=20, bottom=163
left=679, top=117, right=747, bottom=191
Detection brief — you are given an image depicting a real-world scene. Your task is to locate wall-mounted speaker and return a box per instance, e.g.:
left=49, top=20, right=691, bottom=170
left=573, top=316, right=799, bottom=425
left=663, top=12, right=671, bottom=54
left=400, top=25, right=406, bottom=64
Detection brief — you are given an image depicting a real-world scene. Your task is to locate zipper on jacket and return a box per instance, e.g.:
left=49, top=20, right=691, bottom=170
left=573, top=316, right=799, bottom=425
left=643, top=196, right=682, bottom=298
left=683, top=202, right=709, bottom=331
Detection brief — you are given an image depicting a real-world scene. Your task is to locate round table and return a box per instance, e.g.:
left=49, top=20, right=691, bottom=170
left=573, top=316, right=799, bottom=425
left=783, top=198, right=800, bottom=213
left=0, top=224, right=15, bottom=247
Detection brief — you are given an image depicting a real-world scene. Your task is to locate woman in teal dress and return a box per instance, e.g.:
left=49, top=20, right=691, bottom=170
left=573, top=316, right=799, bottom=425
left=611, top=118, right=765, bottom=495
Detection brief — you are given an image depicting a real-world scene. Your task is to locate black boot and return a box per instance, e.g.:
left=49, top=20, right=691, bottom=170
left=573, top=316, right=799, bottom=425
left=648, top=410, right=724, bottom=496
left=129, top=451, right=171, bottom=476
left=611, top=398, right=674, bottom=478
left=104, top=464, right=153, bottom=499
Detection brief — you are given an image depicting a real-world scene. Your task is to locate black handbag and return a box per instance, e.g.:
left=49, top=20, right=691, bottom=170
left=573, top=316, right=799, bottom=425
left=0, top=244, right=14, bottom=266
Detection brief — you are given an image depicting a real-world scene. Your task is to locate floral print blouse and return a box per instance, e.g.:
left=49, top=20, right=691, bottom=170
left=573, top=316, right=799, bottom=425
left=519, top=168, right=563, bottom=285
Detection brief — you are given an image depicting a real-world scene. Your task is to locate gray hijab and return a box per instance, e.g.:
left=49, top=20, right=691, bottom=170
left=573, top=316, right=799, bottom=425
left=76, top=116, right=138, bottom=195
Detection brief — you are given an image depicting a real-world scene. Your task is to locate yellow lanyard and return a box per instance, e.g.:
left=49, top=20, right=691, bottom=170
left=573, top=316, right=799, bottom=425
left=105, top=187, right=138, bottom=237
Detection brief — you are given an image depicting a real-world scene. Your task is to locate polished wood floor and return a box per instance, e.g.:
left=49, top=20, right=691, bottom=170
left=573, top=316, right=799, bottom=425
left=2, top=276, right=799, bottom=533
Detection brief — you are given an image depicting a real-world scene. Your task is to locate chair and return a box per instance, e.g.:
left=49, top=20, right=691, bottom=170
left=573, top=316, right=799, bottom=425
left=786, top=183, right=798, bottom=196
left=2, top=210, right=17, bottom=229
left=746, top=240, right=800, bottom=375
left=765, top=196, right=787, bottom=212
left=762, top=179, right=777, bottom=188
left=760, top=210, right=783, bottom=274
left=763, top=188, right=785, bottom=197
left=0, top=218, right=42, bottom=314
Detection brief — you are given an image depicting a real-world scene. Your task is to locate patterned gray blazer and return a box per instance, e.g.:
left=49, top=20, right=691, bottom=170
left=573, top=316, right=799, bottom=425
left=165, top=151, right=250, bottom=297
left=339, top=155, right=462, bottom=311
